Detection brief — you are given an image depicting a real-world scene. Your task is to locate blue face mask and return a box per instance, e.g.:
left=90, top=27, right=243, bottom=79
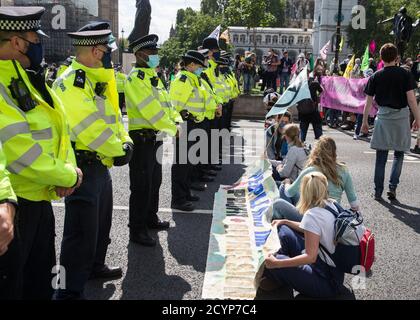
left=101, top=50, right=113, bottom=69
left=147, top=54, right=160, bottom=68
left=20, top=38, right=43, bottom=70
left=213, top=51, right=221, bottom=61
left=194, top=67, right=204, bottom=76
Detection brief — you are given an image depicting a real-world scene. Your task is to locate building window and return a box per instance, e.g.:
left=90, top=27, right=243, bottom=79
left=249, top=35, right=254, bottom=44
left=273, top=35, right=278, bottom=44
left=281, top=36, right=287, bottom=44
left=297, top=36, right=304, bottom=44
left=256, top=35, right=262, bottom=44
left=265, top=35, right=271, bottom=44
left=288, top=36, right=294, bottom=45
left=240, top=34, right=246, bottom=43
left=233, top=34, right=239, bottom=43
left=304, top=36, right=311, bottom=44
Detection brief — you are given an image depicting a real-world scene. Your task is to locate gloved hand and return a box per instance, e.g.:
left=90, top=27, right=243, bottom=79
left=113, top=142, right=134, bottom=167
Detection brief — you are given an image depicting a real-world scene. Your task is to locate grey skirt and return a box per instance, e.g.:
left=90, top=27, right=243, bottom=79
left=371, top=106, right=411, bottom=152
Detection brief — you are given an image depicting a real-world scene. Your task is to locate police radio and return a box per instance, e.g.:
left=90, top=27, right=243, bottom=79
left=9, top=61, right=36, bottom=112
left=95, top=82, right=108, bottom=97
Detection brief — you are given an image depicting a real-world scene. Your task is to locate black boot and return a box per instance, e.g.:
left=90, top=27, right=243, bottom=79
left=130, top=230, right=157, bottom=247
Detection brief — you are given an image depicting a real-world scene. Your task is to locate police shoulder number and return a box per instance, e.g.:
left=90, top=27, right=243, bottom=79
left=73, top=69, right=86, bottom=89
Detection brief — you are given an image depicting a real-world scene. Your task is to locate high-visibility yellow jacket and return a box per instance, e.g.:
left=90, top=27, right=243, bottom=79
left=0, top=60, right=78, bottom=202
left=215, top=71, right=231, bottom=103
left=201, top=77, right=219, bottom=120
left=125, top=67, right=180, bottom=136
left=204, top=60, right=229, bottom=104
left=226, top=72, right=240, bottom=98
left=169, top=70, right=207, bottom=123
left=0, top=143, right=16, bottom=203
left=53, top=60, right=132, bottom=168
left=116, top=71, right=127, bottom=94
left=57, top=64, right=69, bottom=78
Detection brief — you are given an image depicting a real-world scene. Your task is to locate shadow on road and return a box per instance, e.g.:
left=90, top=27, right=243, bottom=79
left=378, top=200, right=420, bottom=234
left=120, top=240, right=191, bottom=300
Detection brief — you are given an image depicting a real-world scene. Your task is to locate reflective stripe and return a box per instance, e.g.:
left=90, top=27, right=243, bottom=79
left=0, top=122, right=30, bottom=143
left=31, top=127, right=53, bottom=141
left=129, top=118, right=149, bottom=126
left=171, top=100, right=186, bottom=109
left=136, top=95, right=155, bottom=111
left=0, top=83, right=27, bottom=118
left=73, top=113, right=100, bottom=137
left=7, top=143, right=43, bottom=174
left=185, top=105, right=206, bottom=113
left=96, top=98, right=117, bottom=124
left=149, top=110, right=166, bottom=124
left=88, top=128, right=114, bottom=150
left=160, top=101, right=172, bottom=109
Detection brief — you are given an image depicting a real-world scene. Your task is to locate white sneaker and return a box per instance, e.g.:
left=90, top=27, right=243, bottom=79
left=353, top=134, right=358, bottom=140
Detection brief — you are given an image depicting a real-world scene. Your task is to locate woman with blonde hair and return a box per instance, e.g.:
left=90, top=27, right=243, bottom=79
left=272, top=136, right=359, bottom=222
left=262, top=172, right=345, bottom=298
left=274, top=124, right=308, bottom=182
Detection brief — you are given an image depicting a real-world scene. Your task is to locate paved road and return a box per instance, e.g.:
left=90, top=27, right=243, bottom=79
left=53, top=119, right=420, bottom=300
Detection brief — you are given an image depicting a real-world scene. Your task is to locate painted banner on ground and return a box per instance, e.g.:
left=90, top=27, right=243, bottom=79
left=320, top=76, right=378, bottom=116
left=202, top=159, right=280, bottom=300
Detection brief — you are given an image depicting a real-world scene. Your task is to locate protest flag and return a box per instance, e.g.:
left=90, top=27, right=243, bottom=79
left=208, top=25, right=221, bottom=39
left=369, top=40, right=376, bottom=55
left=343, top=55, right=355, bottom=79
left=361, top=45, right=370, bottom=71
left=266, top=70, right=312, bottom=118
left=320, top=40, right=330, bottom=60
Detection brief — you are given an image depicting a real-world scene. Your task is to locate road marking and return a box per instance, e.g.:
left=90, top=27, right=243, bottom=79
left=52, top=203, right=213, bottom=215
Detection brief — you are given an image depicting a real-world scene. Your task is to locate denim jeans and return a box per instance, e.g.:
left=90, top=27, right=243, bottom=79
left=374, top=150, right=404, bottom=195
left=243, top=73, right=252, bottom=93
left=272, top=199, right=302, bottom=222
left=264, top=225, right=344, bottom=298
left=280, top=72, right=290, bottom=94
left=279, top=183, right=300, bottom=205
left=355, top=114, right=363, bottom=136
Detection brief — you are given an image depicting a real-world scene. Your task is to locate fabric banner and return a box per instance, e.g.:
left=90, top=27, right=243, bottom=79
left=202, top=159, right=280, bottom=300
left=320, top=76, right=378, bottom=116
left=266, top=70, right=312, bottom=118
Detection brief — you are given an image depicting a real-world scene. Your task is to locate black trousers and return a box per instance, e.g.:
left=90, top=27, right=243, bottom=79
left=172, top=120, right=203, bottom=205
left=266, top=71, right=278, bottom=92
left=118, top=93, right=125, bottom=113
left=129, top=132, right=162, bottom=233
left=0, top=199, right=55, bottom=300
left=60, top=159, right=113, bottom=294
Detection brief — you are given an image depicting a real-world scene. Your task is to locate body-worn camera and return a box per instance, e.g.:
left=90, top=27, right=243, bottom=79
left=9, top=77, right=36, bottom=112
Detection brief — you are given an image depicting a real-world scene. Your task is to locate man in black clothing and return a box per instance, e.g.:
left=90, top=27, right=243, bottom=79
left=279, top=51, right=292, bottom=94
left=298, top=68, right=324, bottom=142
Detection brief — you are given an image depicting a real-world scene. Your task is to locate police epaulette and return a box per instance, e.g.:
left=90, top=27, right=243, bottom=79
left=73, top=69, right=86, bottom=89
left=180, top=75, right=187, bottom=83
left=137, top=70, right=145, bottom=80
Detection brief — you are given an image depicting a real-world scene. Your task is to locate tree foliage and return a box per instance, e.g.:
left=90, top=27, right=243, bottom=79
left=347, top=0, right=419, bottom=58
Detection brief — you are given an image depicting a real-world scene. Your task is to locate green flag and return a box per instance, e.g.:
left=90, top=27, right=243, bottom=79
left=361, top=45, right=370, bottom=71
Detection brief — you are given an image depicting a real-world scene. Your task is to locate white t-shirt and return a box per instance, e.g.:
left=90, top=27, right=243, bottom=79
left=300, top=201, right=337, bottom=265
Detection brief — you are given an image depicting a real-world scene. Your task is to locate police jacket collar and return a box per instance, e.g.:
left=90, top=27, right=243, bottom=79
left=70, top=59, right=114, bottom=83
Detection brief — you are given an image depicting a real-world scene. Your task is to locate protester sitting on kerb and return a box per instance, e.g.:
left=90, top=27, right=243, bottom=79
left=272, top=136, right=360, bottom=222
left=261, top=172, right=345, bottom=298
left=273, top=124, right=309, bottom=183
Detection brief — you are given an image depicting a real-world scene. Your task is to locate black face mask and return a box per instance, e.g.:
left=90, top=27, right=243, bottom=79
left=18, top=37, right=44, bottom=70
left=213, top=51, right=221, bottom=61
left=101, top=50, right=113, bottom=69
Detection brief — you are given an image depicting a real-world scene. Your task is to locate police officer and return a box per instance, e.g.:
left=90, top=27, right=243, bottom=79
left=115, top=65, right=127, bottom=114
left=202, top=37, right=226, bottom=169
left=219, top=56, right=239, bottom=131
left=52, top=22, right=133, bottom=300
left=125, top=34, right=181, bottom=246
left=0, top=142, right=18, bottom=300
left=0, top=6, right=83, bottom=300
left=170, top=50, right=208, bottom=211
left=198, top=49, right=223, bottom=173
